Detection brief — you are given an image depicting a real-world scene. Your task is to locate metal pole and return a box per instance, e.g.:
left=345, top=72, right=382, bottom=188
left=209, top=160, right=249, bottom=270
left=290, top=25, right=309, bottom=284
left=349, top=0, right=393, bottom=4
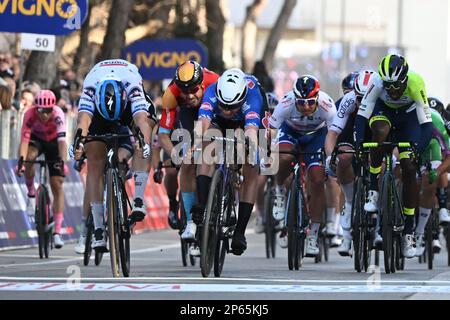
left=340, top=0, right=346, bottom=75
left=397, top=0, right=403, bottom=53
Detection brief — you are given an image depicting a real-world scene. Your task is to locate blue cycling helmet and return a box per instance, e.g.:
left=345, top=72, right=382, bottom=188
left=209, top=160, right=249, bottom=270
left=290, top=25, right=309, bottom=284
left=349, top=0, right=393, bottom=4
left=94, top=75, right=127, bottom=121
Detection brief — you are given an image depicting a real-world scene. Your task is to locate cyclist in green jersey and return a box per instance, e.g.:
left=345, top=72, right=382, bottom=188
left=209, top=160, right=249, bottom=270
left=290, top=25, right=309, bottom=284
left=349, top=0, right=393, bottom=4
left=354, top=54, right=433, bottom=258
left=415, top=106, right=450, bottom=255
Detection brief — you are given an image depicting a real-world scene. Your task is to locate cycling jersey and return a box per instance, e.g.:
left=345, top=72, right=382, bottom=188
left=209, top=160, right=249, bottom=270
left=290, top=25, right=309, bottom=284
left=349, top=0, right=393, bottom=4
left=423, top=109, right=450, bottom=160
left=78, top=59, right=150, bottom=118
left=159, top=68, right=219, bottom=132
left=358, top=71, right=431, bottom=124
left=355, top=71, right=433, bottom=152
left=269, top=90, right=336, bottom=133
left=21, top=106, right=66, bottom=144
left=330, top=91, right=358, bottom=135
left=199, top=74, right=265, bottom=129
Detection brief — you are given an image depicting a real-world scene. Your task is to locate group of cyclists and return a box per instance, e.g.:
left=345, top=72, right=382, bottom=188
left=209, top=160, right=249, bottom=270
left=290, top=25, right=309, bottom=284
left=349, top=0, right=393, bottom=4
left=15, top=51, right=450, bottom=269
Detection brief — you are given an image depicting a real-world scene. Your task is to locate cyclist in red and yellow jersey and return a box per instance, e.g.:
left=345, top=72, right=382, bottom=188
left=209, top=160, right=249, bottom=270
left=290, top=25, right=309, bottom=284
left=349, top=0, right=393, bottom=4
left=158, top=61, right=219, bottom=244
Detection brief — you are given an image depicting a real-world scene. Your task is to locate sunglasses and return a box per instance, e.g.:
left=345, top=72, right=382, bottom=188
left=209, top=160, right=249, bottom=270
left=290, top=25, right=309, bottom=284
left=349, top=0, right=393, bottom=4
left=296, top=97, right=317, bottom=107
left=218, top=101, right=242, bottom=111
left=383, top=77, right=407, bottom=90
left=180, top=85, right=201, bottom=94
left=37, top=107, right=52, bottom=114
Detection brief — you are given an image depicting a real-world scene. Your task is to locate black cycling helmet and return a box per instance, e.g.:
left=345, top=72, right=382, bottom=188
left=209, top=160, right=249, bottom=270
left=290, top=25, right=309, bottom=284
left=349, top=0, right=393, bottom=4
left=428, top=97, right=445, bottom=115
left=293, top=75, right=320, bottom=99
left=341, top=71, right=359, bottom=94
left=174, top=60, right=203, bottom=91
left=378, top=54, right=409, bottom=83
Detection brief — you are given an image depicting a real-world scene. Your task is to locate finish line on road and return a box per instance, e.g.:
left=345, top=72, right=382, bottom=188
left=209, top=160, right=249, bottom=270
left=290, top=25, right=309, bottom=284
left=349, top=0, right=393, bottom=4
left=2, top=282, right=450, bottom=293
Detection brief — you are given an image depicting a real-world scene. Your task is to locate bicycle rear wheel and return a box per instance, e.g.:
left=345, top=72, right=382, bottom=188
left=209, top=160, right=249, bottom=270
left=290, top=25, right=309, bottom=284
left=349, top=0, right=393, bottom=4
left=426, top=210, right=435, bottom=270
left=106, top=169, right=121, bottom=278
left=200, top=169, right=223, bottom=278
left=84, top=213, right=94, bottom=266
left=264, top=180, right=276, bottom=259
left=446, top=226, right=450, bottom=266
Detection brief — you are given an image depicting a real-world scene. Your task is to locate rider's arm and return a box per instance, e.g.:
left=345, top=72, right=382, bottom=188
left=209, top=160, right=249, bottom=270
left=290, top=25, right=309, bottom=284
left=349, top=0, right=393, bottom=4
left=158, top=89, right=178, bottom=156
left=133, top=111, right=152, bottom=145
left=411, top=74, right=433, bottom=153
left=325, top=130, right=339, bottom=158
left=355, top=75, right=383, bottom=146
left=18, top=109, right=33, bottom=160
left=76, top=111, right=92, bottom=137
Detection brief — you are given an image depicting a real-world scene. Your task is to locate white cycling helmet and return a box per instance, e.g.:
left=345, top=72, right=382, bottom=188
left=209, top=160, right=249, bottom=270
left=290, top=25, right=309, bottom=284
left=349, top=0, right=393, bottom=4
left=215, top=68, right=248, bottom=110
left=354, top=70, right=376, bottom=97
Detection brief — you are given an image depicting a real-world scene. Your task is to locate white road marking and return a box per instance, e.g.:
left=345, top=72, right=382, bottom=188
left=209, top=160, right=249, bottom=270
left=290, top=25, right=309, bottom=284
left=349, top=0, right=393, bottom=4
left=1, top=282, right=450, bottom=293
left=0, top=276, right=450, bottom=284
left=0, top=243, right=180, bottom=268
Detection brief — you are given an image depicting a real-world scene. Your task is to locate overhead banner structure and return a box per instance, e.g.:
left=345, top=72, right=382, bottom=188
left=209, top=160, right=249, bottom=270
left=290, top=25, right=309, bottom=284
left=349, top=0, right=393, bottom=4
left=122, top=39, right=209, bottom=80
left=0, top=0, right=89, bottom=35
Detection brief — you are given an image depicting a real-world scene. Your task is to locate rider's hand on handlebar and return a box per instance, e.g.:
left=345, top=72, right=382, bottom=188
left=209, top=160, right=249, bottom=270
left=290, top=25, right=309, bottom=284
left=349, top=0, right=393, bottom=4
left=69, top=142, right=84, bottom=161
left=15, top=157, right=25, bottom=177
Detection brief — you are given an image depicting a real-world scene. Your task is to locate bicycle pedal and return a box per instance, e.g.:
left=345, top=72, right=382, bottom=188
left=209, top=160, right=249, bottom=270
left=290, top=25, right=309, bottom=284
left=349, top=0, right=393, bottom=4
left=94, top=246, right=109, bottom=253
left=222, top=226, right=235, bottom=238
left=45, top=222, right=55, bottom=233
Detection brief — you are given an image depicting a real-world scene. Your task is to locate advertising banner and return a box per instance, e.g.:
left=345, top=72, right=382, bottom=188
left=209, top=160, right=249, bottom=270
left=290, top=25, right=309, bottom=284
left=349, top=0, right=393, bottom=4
left=122, top=39, right=208, bottom=80
left=0, top=0, right=89, bottom=35
left=0, top=159, right=83, bottom=250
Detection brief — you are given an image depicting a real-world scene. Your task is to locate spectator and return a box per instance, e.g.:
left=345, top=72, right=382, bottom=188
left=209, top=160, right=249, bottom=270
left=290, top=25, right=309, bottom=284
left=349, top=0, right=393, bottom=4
left=0, top=84, right=12, bottom=111
left=20, top=89, right=34, bottom=111
left=0, top=51, right=14, bottom=80
left=59, top=69, right=81, bottom=108
left=252, top=60, right=275, bottom=93
left=21, top=81, right=41, bottom=96
left=53, top=87, right=72, bottom=113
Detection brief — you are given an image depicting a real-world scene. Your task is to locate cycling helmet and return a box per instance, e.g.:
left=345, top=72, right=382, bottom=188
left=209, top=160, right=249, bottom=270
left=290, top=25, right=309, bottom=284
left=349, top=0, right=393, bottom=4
left=354, top=70, right=376, bottom=97
left=293, top=75, right=320, bottom=99
left=341, top=71, right=359, bottom=94
left=174, top=60, right=203, bottom=91
left=94, top=75, right=127, bottom=121
left=215, top=68, right=248, bottom=110
left=266, top=92, right=279, bottom=110
left=34, top=89, right=56, bottom=109
left=378, top=54, right=409, bottom=83
left=428, top=97, right=445, bottom=115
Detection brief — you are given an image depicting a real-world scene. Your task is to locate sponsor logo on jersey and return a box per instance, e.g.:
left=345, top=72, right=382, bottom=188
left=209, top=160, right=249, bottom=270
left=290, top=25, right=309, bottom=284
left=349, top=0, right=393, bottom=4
left=129, top=87, right=142, bottom=98
left=247, top=79, right=255, bottom=89
left=366, top=84, right=375, bottom=96
left=245, top=111, right=260, bottom=120
left=200, top=102, right=213, bottom=111
left=100, top=60, right=128, bottom=67
left=420, top=90, right=427, bottom=104
left=242, top=103, right=250, bottom=112
left=83, top=88, right=95, bottom=98
left=337, top=98, right=355, bottom=119
left=54, top=116, right=63, bottom=126
left=262, top=111, right=271, bottom=129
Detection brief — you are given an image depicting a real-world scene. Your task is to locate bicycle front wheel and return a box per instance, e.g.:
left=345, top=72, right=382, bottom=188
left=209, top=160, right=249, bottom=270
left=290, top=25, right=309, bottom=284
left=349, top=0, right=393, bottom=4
left=84, top=212, right=94, bottom=266
left=116, top=176, right=131, bottom=277
left=200, top=169, right=223, bottom=278
left=106, top=169, right=121, bottom=278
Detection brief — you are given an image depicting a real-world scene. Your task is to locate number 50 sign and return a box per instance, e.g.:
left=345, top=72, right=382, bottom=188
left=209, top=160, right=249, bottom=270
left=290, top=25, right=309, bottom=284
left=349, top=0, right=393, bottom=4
left=21, top=33, right=56, bottom=52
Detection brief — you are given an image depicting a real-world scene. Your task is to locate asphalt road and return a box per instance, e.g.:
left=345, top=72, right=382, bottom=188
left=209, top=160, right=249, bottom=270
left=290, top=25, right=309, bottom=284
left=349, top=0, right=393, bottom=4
left=1, top=224, right=450, bottom=301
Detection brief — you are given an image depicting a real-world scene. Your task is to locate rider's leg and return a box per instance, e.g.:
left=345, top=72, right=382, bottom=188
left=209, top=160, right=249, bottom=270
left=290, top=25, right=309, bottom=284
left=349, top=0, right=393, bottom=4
left=325, top=176, right=340, bottom=235
left=85, top=141, right=107, bottom=248
left=231, top=164, right=259, bottom=254
left=24, top=145, right=39, bottom=197
left=366, top=117, right=390, bottom=211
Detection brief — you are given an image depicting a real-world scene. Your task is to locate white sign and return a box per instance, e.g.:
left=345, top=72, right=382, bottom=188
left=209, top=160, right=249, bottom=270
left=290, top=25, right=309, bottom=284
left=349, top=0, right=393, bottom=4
left=20, top=33, right=55, bottom=52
